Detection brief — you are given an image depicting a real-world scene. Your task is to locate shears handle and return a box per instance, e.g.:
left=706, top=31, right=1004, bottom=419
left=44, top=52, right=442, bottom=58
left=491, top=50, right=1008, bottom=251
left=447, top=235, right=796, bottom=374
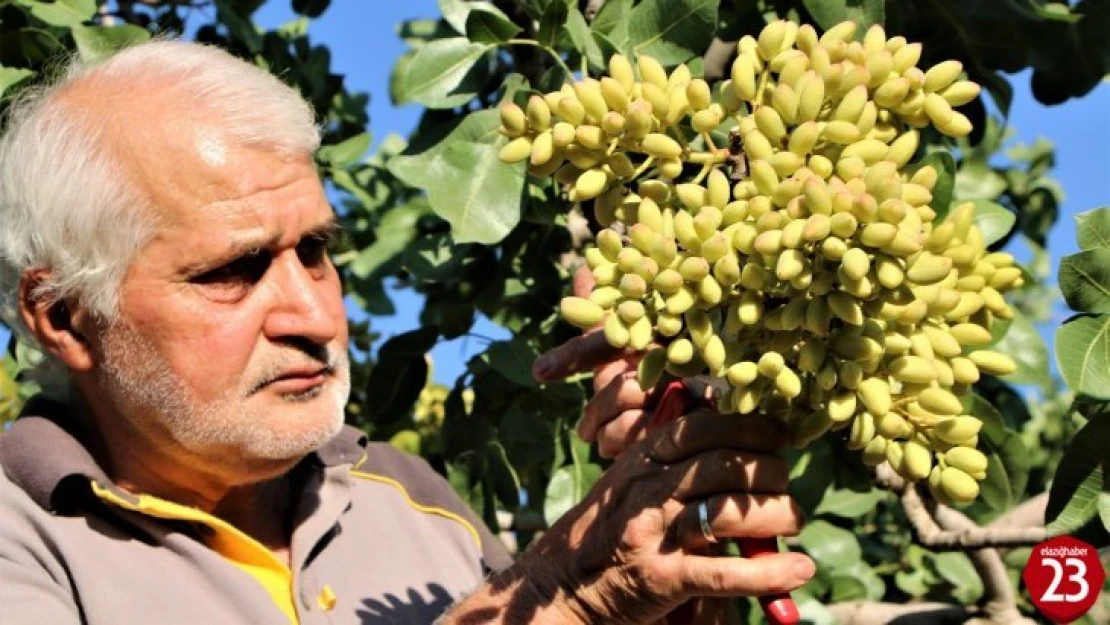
left=648, top=379, right=801, bottom=625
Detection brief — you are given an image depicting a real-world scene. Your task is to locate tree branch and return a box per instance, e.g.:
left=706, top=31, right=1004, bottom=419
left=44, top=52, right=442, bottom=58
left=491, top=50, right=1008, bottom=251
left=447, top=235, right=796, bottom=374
left=875, top=464, right=1048, bottom=549
left=702, top=38, right=736, bottom=82
left=826, top=601, right=970, bottom=625
left=932, top=506, right=1034, bottom=624
left=872, top=464, right=1038, bottom=625
left=495, top=0, right=546, bottom=86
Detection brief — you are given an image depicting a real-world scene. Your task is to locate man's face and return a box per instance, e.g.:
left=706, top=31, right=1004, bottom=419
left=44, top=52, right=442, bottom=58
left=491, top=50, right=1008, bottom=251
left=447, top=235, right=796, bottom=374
left=90, top=127, right=350, bottom=472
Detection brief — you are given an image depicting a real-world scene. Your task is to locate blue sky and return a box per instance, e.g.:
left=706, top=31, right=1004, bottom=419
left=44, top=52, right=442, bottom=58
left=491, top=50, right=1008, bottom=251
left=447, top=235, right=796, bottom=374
left=245, top=1, right=1109, bottom=385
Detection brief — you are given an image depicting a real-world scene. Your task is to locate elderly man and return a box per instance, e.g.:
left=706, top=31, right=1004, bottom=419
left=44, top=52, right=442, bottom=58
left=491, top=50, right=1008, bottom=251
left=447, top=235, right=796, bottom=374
left=0, top=40, right=812, bottom=624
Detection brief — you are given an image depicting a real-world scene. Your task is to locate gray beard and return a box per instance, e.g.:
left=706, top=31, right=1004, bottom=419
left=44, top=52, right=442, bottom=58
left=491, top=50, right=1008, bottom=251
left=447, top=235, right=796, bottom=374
left=94, top=319, right=350, bottom=464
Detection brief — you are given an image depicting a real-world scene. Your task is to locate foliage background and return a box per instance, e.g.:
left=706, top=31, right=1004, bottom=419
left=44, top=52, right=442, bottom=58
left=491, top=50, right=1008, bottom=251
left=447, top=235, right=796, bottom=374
left=1, top=0, right=1109, bottom=622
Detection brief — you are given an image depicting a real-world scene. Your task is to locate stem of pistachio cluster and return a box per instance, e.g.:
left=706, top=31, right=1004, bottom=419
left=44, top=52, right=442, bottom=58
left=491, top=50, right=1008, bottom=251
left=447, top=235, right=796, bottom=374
left=505, top=39, right=575, bottom=80
left=672, top=128, right=690, bottom=151
left=754, top=68, right=771, bottom=105
left=700, top=131, right=720, bottom=152
left=687, top=150, right=728, bottom=165
left=691, top=161, right=715, bottom=184
left=630, top=155, right=656, bottom=178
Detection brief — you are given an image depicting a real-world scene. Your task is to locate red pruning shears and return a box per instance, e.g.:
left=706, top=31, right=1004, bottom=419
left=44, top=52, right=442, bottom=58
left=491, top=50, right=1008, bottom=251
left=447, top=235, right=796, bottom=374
left=647, top=378, right=801, bottom=625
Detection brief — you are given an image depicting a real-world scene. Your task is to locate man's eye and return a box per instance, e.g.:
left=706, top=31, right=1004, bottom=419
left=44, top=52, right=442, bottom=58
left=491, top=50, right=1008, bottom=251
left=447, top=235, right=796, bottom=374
left=192, top=254, right=269, bottom=286
left=297, top=236, right=331, bottom=267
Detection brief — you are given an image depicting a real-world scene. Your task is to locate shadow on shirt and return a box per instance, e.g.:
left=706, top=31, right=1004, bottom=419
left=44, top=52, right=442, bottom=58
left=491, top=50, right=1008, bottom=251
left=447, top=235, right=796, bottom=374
left=357, top=583, right=459, bottom=624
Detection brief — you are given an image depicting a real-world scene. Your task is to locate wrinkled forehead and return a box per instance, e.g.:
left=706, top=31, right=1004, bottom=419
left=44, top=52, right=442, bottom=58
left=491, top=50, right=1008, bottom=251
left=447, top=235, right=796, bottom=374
left=58, top=70, right=318, bottom=224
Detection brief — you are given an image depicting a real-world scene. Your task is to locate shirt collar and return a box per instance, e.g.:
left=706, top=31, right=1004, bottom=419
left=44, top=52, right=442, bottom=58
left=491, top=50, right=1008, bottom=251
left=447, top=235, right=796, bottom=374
left=0, top=395, right=368, bottom=513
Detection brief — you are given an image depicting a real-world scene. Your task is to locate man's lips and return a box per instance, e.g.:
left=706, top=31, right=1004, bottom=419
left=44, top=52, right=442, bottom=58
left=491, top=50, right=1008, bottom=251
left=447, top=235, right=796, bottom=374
left=261, top=366, right=331, bottom=393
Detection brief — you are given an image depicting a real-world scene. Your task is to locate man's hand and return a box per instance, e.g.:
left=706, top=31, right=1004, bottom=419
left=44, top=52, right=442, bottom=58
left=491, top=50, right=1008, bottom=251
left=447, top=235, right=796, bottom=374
left=443, top=410, right=814, bottom=624
left=533, top=264, right=666, bottom=459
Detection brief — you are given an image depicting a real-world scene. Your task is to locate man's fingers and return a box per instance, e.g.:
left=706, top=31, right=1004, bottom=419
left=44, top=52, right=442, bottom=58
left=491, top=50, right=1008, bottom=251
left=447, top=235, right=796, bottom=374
left=593, top=353, right=641, bottom=392
left=680, top=552, right=815, bottom=598
left=596, top=409, right=650, bottom=458
left=648, top=411, right=790, bottom=464
left=674, top=494, right=804, bottom=551
left=573, top=262, right=596, bottom=298
left=580, top=371, right=649, bottom=441
left=670, top=451, right=790, bottom=501
left=533, top=330, right=624, bottom=382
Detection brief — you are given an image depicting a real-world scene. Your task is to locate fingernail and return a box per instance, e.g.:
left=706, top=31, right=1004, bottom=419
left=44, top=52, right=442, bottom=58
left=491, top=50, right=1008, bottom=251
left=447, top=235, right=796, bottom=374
left=794, top=556, right=816, bottom=580
left=533, top=356, right=553, bottom=379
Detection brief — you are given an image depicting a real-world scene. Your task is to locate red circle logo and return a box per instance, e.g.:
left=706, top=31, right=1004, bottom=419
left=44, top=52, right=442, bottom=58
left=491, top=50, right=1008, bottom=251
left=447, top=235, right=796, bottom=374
left=1023, top=535, right=1105, bottom=623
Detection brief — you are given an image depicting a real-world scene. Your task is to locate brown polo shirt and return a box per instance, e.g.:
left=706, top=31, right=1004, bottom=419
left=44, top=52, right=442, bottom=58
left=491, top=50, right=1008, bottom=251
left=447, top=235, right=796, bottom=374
left=0, top=397, right=513, bottom=624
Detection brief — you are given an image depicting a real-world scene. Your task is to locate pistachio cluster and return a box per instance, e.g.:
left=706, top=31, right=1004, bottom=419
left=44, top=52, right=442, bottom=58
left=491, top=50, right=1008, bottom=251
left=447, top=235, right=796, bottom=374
left=500, top=20, right=1019, bottom=505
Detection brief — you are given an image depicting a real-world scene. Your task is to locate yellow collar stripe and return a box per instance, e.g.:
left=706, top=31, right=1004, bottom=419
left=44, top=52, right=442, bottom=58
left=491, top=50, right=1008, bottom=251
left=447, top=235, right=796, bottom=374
left=349, top=470, right=482, bottom=551
left=89, top=482, right=299, bottom=625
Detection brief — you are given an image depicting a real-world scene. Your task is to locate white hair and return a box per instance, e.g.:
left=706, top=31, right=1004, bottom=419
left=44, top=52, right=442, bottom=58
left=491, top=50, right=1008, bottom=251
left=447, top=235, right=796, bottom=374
left=0, top=39, right=321, bottom=351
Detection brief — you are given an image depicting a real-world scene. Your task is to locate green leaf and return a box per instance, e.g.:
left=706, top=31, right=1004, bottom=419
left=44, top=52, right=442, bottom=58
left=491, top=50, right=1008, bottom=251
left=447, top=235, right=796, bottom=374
left=978, top=450, right=1014, bottom=510
left=396, top=19, right=457, bottom=46
left=498, top=393, right=557, bottom=473
left=798, top=520, right=862, bottom=571
left=828, top=575, right=869, bottom=602
left=1049, top=464, right=1105, bottom=536
left=70, top=25, right=151, bottom=63
left=318, top=132, right=371, bottom=169
left=1047, top=411, right=1110, bottom=536
left=990, top=309, right=1051, bottom=389
left=538, top=63, right=571, bottom=93
left=350, top=201, right=429, bottom=278
left=895, top=568, right=929, bottom=597
left=1099, top=490, right=1110, bottom=534
left=438, top=0, right=472, bottom=34
left=787, top=439, right=836, bottom=517
left=1039, top=2, right=1082, bottom=22
left=836, top=560, right=886, bottom=600
left=388, top=110, right=525, bottom=245
left=25, top=0, right=95, bottom=27
left=971, top=200, right=1016, bottom=246
left=933, top=552, right=984, bottom=604
left=980, top=71, right=1013, bottom=119
left=964, top=394, right=1029, bottom=506
left=537, top=1, right=569, bottom=49
left=628, top=0, right=717, bottom=66
left=292, top=0, right=330, bottom=18
left=793, top=590, right=839, bottom=625
left=1076, top=207, right=1110, bottom=251
left=912, top=150, right=956, bottom=221
left=215, top=0, right=262, bottom=53
left=1060, top=249, right=1110, bottom=314
left=485, top=440, right=521, bottom=509
left=483, top=338, right=538, bottom=388
left=802, top=0, right=885, bottom=32
left=465, top=6, right=522, bottom=45
left=1056, top=314, right=1110, bottom=400
left=814, top=487, right=886, bottom=518
left=592, top=0, right=632, bottom=37
left=399, top=37, right=492, bottom=109
left=566, top=8, right=605, bottom=72
left=0, top=67, right=34, bottom=99
left=544, top=462, right=601, bottom=525
left=403, top=233, right=469, bottom=282
left=389, top=50, right=417, bottom=106
left=365, top=327, right=439, bottom=423
left=954, top=161, right=1008, bottom=201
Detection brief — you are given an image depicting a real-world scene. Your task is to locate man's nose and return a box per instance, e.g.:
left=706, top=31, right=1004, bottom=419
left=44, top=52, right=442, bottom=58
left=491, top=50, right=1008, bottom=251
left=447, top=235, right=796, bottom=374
left=262, top=251, right=341, bottom=346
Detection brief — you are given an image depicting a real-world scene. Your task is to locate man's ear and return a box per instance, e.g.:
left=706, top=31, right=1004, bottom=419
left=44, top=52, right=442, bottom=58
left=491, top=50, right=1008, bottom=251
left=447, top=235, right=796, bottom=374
left=18, top=269, right=97, bottom=372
